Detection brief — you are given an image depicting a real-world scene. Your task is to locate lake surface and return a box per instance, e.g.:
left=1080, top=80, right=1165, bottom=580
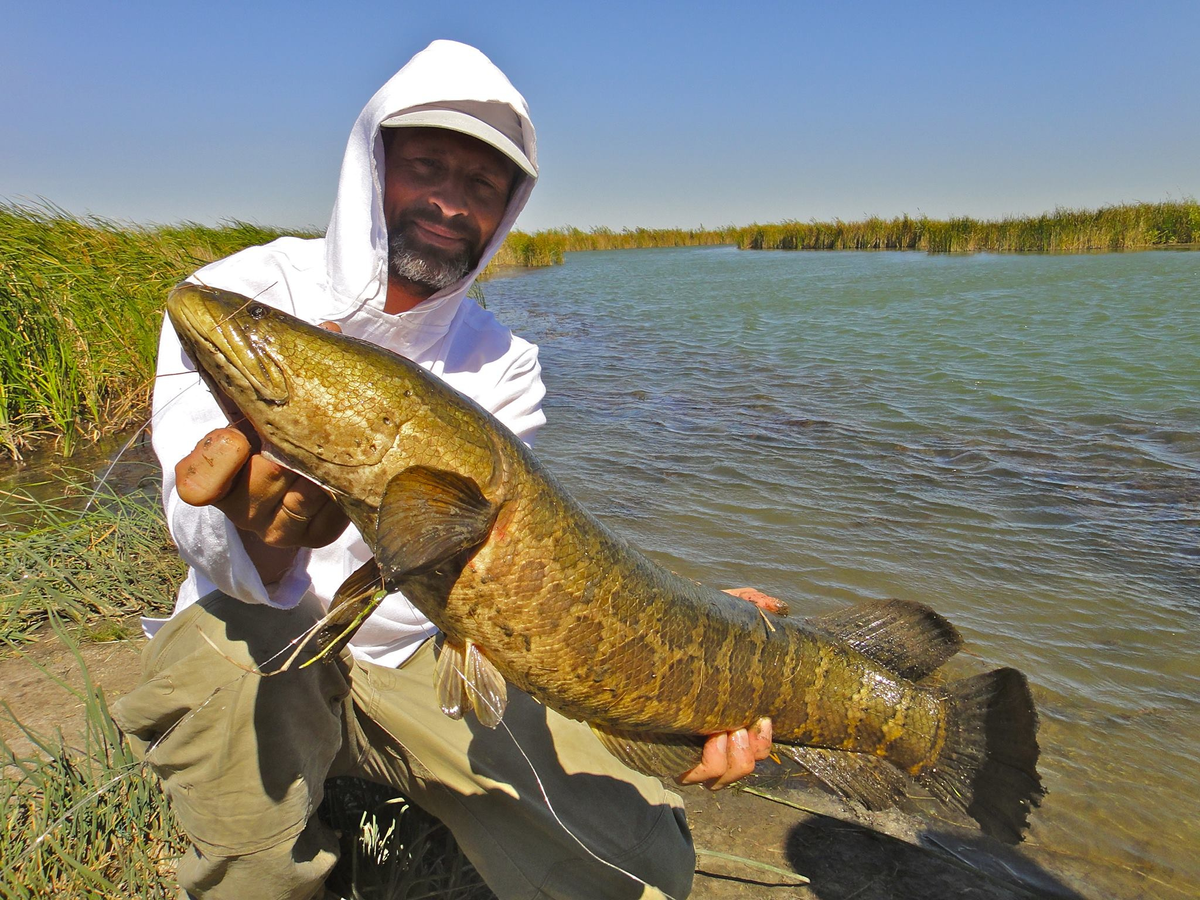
left=484, top=247, right=1199, bottom=899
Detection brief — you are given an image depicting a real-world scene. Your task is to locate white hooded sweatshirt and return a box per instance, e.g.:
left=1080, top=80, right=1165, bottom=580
left=150, top=41, right=546, bottom=667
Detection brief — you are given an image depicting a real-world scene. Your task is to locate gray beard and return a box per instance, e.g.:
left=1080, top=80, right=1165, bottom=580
left=388, top=231, right=474, bottom=293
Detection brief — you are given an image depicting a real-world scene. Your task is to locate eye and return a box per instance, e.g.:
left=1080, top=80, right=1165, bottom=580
left=248, top=304, right=267, bottom=320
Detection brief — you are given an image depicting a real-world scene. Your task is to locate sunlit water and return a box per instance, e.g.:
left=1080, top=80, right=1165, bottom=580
left=484, top=247, right=1200, bottom=898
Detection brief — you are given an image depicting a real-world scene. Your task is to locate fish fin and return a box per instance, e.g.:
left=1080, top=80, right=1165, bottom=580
left=434, top=638, right=467, bottom=720
left=808, top=598, right=963, bottom=680
left=464, top=640, right=508, bottom=727
left=922, top=668, right=1043, bottom=843
left=775, top=745, right=911, bottom=812
left=375, top=466, right=498, bottom=585
left=296, top=558, right=386, bottom=668
left=434, top=638, right=507, bottom=726
left=590, top=724, right=707, bottom=776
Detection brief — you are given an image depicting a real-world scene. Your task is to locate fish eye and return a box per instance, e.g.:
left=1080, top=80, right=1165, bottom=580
left=248, top=304, right=267, bottom=320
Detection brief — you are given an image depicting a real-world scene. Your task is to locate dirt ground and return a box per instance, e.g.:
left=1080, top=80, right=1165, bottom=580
left=2, top=627, right=1088, bottom=900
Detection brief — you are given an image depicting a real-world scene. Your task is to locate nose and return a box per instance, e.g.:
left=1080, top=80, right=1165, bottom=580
left=427, top=173, right=471, bottom=220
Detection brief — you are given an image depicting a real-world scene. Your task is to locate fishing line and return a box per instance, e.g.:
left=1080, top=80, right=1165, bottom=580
left=368, top=635, right=682, bottom=900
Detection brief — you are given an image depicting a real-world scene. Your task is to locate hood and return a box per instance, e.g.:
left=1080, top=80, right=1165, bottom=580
left=322, top=40, right=537, bottom=323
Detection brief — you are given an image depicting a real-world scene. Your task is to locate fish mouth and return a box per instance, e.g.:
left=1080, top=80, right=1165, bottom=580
left=167, top=284, right=289, bottom=405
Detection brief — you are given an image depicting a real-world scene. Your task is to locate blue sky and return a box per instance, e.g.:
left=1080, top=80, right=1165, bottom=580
left=4, top=1, right=1196, bottom=232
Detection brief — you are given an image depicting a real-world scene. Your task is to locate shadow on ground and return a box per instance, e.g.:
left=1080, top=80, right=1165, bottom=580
left=784, top=815, right=1086, bottom=900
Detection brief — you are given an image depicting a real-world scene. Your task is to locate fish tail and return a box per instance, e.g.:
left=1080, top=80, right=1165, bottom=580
left=923, top=667, right=1044, bottom=843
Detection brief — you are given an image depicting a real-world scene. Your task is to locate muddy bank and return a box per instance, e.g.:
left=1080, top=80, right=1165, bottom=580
left=4, top=627, right=1094, bottom=900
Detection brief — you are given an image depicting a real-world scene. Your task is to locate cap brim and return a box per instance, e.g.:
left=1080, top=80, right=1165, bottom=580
left=380, top=109, right=536, bottom=179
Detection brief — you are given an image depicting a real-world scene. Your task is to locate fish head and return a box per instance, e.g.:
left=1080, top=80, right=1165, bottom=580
left=165, top=283, right=409, bottom=482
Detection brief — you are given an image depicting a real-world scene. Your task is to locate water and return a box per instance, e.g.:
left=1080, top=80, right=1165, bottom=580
left=484, top=247, right=1200, bottom=898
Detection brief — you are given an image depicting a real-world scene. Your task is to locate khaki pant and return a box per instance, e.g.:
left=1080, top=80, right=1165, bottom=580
left=111, top=593, right=694, bottom=900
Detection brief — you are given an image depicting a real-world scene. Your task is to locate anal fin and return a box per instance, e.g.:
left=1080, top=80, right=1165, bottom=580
left=292, top=558, right=386, bottom=669
left=775, top=745, right=911, bottom=812
left=590, top=724, right=707, bottom=777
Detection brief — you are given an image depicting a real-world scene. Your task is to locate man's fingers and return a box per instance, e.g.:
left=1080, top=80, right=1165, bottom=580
left=678, top=733, right=729, bottom=786
left=176, top=428, right=252, bottom=506
left=750, top=717, right=773, bottom=760
left=304, top=497, right=352, bottom=548
left=264, top=477, right=348, bottom=547
left=711, top=728, right=757, bottom=788
left=724, top=587, right=789, bottom=616
left=677, top=716, right=773, bottom=790
left=320, top=321, right=342, bottom=333
left=221, top=453, right=292, bottom=530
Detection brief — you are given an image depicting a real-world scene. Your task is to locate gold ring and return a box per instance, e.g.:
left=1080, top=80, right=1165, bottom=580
left=279, top=505, right=312, bottom=524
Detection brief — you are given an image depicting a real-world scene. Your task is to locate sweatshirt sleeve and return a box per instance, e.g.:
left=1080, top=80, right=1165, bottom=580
left=486, top=340, right=547, bottom=447
left=152, top=313, right=312, bottom=609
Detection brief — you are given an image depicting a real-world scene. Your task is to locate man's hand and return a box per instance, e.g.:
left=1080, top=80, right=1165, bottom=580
left=677, top=587, right=782, bottom=790
left=175, top=427, right=349, bottom=550
left=172, top=322, right=350, bottom=583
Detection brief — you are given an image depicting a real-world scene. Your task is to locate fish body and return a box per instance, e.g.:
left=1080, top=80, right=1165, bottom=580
left=166, top=284, right=1042, bottom=841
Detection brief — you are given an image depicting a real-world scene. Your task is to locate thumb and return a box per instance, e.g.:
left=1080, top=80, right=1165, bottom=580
left=176, top=427, right=252, bottom=506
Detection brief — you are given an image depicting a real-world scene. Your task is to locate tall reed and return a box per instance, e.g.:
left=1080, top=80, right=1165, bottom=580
left=0, top=203, right=312, bottom=458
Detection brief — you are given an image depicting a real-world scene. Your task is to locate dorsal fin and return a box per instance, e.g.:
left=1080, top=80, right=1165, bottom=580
left=807, top=598, right=962, bottom=680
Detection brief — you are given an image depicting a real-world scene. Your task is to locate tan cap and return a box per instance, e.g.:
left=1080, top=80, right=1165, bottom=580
left=381, top=101, right=536, bottom=179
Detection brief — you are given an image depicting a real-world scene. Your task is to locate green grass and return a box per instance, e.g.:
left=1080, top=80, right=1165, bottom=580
left=0, top=481, right=491, bottom=898
left=1, top=622, right=492, bottom=899
left=0, top=478, right=183, bottom=645
left=2, top=619, right=185, bottom=899
left=0, top=483, right=491, bottom=897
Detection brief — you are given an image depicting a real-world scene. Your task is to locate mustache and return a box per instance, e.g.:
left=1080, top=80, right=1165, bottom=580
left=396, top=207, right=481, bottom=244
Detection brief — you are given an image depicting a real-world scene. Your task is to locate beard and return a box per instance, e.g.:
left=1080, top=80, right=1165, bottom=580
left=387, top=210, right=481, bottom=293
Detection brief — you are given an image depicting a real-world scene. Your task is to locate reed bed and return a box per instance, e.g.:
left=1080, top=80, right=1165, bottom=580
left=502, top=200, right=1198, bottom=254
left=0, top=203, right=312, bottom=458
left=735, top=201, right=1200, bottom=252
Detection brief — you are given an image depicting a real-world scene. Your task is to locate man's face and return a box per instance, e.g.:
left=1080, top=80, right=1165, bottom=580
left=382, top=127, right=518, bottom=294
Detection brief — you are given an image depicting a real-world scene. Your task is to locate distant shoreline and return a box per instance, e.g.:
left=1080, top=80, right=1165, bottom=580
left=488, top=200, right=1199, bottom=268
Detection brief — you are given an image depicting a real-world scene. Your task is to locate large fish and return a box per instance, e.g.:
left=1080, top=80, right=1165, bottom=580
left=166, top=283, right=1043, bottom=842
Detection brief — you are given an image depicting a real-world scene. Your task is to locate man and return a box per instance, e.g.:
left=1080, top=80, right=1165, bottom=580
left=113, top=40, right=769, bottom=900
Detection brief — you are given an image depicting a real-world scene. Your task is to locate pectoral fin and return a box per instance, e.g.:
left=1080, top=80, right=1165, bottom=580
left=434, top=637, right=508, bottom=728
left=375, top=466, right=498, bottom=586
